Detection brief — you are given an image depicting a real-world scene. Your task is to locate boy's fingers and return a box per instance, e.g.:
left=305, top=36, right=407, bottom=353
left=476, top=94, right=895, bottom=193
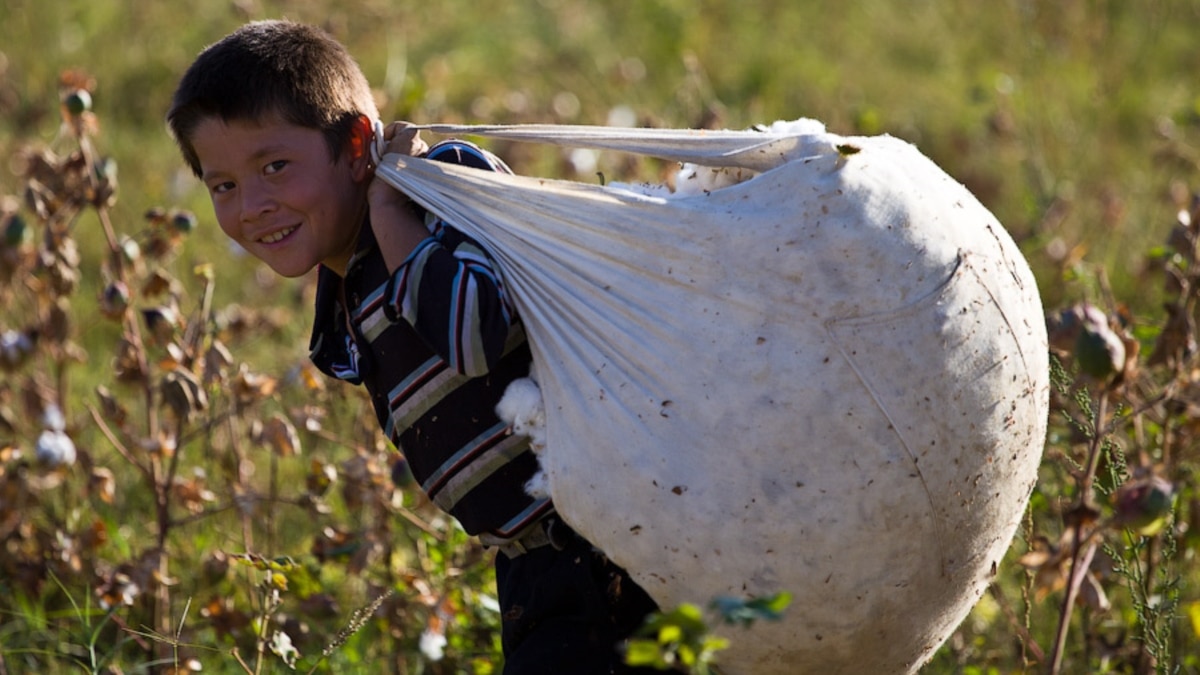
left=380, top=122, right=425, bottom=156
left=385, top=121, right=414, bottom=138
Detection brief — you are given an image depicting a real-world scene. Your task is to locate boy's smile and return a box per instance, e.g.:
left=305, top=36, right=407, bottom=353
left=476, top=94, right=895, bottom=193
left=191, top=116, right=370, bottom=277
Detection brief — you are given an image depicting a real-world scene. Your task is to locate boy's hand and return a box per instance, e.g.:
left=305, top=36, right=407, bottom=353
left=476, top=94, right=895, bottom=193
left=368, top=121, right=434, bottom=273
left=368, top=121, right=428, bottom=212
left=376, top=121, right=429, bottom=159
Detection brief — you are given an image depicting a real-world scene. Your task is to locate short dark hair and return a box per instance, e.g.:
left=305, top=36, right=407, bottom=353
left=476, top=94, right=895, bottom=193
left=167, top=20, right=379, bottom=177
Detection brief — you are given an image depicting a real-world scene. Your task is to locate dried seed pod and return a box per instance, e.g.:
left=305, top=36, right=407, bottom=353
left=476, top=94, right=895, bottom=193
left=1045, top=305, right=1082, bottom=354
left=44, top=297, right=71, bottom=344
left=119, top=235, right=141, bottom=265
left=95, top=385, right=128, bottom=428
left=169, top=209, right=198, bottom=234
left=0, top=329, right=35, bottom=371
left=41, top=237, right=82, bottom=297
left=90, top=156, right=118, bottom=208
left=202, top=339, right=234, bottom=385
left=140, top=305, right=180, bottom=345
left=232, top=363, right=277, bottom=404
left=172, top=468, right=216, bottom=514
left=89, top=466, right=116, bottom=504
left=62, top=89, right=92, bottom=116
left=98, top=280, right=131, bottom=320
left=96, top=571, right=141, bottom=610
left=142, top=231, right=178, bottom=260
left=3, top=212, right=31, bottom=249
left=306, top=458, right=338, bottom=496
left=160, top=367, right=207, bottom=423
left=139, top=432, right=176, bottom=458
left=141, top=269, right=179, bottom=299
left=112, top=337, right=147, bottom=383
left=143, top=206, right=168, bottom=225
left=1112, top=474, right=1176, bottom=536
left=1075, top=316, right=1126, bottom=381
left=259, top=414, right=300, bottom=457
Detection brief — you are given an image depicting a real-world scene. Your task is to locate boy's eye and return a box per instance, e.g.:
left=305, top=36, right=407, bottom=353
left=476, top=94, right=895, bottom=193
left=265, top=159, right=288, bottom=174
left=210, top=181, right=235, bottom=195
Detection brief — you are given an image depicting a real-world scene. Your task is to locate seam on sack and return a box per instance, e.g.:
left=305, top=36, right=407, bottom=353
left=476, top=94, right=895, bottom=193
left=823, top=251, right=968, bottom=578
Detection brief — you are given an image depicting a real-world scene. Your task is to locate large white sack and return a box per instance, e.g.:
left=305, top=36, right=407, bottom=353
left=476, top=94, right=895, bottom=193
left=375, top=120, right=1049, bottom=674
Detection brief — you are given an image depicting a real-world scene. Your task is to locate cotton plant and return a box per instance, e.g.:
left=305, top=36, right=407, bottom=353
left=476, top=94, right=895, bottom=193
left=35, top=403, right=76, bottom=468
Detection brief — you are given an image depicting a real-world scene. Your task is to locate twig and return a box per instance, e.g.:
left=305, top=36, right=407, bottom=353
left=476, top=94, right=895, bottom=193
left=1048, top=390, right=1108, bottom=675
left=88, top=405, right=153, bottom=484
left=1048, top=539, right=1098, bottom=674
left=168, top=502, right=237, bottom=529
left=987, top=583, right=1045, bottom=664
left=231, top=647, right=254, bottom=674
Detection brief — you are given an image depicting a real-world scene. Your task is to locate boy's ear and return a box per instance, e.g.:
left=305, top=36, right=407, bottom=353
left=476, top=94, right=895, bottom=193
left=348, top=115, right=373, bottom=180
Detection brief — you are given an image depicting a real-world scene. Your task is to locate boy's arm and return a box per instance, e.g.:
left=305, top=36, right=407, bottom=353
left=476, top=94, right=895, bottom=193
left=368, top=124, right=431, bottom=272
left=376, top=138, right=518, bottom=378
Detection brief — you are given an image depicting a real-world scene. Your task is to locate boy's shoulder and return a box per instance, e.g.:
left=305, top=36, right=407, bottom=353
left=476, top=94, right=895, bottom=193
left=425, top=140, right=513, bottom=175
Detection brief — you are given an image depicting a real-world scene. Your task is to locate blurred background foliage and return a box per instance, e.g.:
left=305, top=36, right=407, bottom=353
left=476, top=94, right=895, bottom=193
left=3, top=0, right=1200, bottom=672
left=3, top=0, right=1199, bottom=308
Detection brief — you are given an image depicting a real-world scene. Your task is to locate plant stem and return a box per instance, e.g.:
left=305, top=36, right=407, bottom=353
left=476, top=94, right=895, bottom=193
left=267, top=449, right=278, bottom=556
left=988, top=584, right=1045, bottom=663
left=1048, top=540, right=1097, bottom=675
left=1048, top=389, right=1107, bottom=675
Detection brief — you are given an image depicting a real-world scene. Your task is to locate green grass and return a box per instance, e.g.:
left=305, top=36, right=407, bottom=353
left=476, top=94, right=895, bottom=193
left=3, top=0, right=1200, bottom=672
left=4, top=0, right=1198, bottom=301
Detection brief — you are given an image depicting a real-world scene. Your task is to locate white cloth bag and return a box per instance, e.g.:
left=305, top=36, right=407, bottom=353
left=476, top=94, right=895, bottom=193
left=375, top=120, right=1049, bottom=674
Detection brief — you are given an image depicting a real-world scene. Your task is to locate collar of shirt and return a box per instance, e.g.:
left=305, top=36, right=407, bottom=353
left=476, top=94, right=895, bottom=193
left=308, top=214, right=378, bottom=383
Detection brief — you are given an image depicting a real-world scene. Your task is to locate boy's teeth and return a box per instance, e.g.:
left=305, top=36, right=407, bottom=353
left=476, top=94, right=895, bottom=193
left=261, top=227, right=295, bottom=244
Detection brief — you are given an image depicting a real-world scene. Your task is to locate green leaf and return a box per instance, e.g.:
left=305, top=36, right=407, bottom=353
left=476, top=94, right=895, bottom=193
left=624, top=639, right=669, bottom=668
left=701, top=635, right=731, bottom=653
left=659, top=623, right=683, bottom=645
left=636, top=603, right=707, bottom=640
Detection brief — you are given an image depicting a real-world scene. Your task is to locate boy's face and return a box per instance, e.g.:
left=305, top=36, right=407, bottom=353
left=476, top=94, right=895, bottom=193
left=190, top=115, right=369, bottom=277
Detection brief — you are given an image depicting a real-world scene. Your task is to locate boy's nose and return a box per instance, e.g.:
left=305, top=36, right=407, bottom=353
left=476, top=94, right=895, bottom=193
left=240, top=184, right=276, bottom=222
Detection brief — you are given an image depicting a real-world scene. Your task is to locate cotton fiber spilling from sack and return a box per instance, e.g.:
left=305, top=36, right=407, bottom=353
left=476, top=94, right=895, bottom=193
left=375, top=119, right=1049, bottom=674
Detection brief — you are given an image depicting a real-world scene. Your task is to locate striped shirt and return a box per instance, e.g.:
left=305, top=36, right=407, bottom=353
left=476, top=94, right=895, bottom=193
left=308, top=140, right=552, bottom=539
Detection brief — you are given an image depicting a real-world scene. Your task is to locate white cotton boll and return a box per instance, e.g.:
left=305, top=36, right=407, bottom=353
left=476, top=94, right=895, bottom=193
left=0, top=329, right=33, bottom=369
left=36, top=429, right=76, bottom=467
left=42, top=403, right=66, bottom=432
left=498, top=370, right=551, bottom=499
left=524, top=470, right=551, bottom=499
left=495, top=377, right=541, bottom=428
left=419, top=629, right=447, bottom=661
left=759, top=117, right=826, bottom=135
left=495, top=375, right=546, bottom=452
left=269, top=631, right=299, bottom=668
left=567, top=148, right=598, bottom=175
left=664, top=119, right=824, bottom=197
left=606, top=104, right=638, bottom=128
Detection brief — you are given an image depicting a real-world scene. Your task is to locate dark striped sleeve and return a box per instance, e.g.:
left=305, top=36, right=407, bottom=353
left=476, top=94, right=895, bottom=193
left=381, top=141, right=517, bottom=377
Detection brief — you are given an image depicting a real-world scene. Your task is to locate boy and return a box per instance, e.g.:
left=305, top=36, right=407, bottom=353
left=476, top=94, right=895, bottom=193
left=166, top=19, right=658, bottom=674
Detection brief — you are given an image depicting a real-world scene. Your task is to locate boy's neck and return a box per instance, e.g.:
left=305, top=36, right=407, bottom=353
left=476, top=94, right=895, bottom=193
left=322, top=212, right=370, bottom=277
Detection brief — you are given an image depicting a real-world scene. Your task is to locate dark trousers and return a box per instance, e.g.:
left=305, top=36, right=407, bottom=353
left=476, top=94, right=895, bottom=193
left=495, top=529, right=661, bottom=674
